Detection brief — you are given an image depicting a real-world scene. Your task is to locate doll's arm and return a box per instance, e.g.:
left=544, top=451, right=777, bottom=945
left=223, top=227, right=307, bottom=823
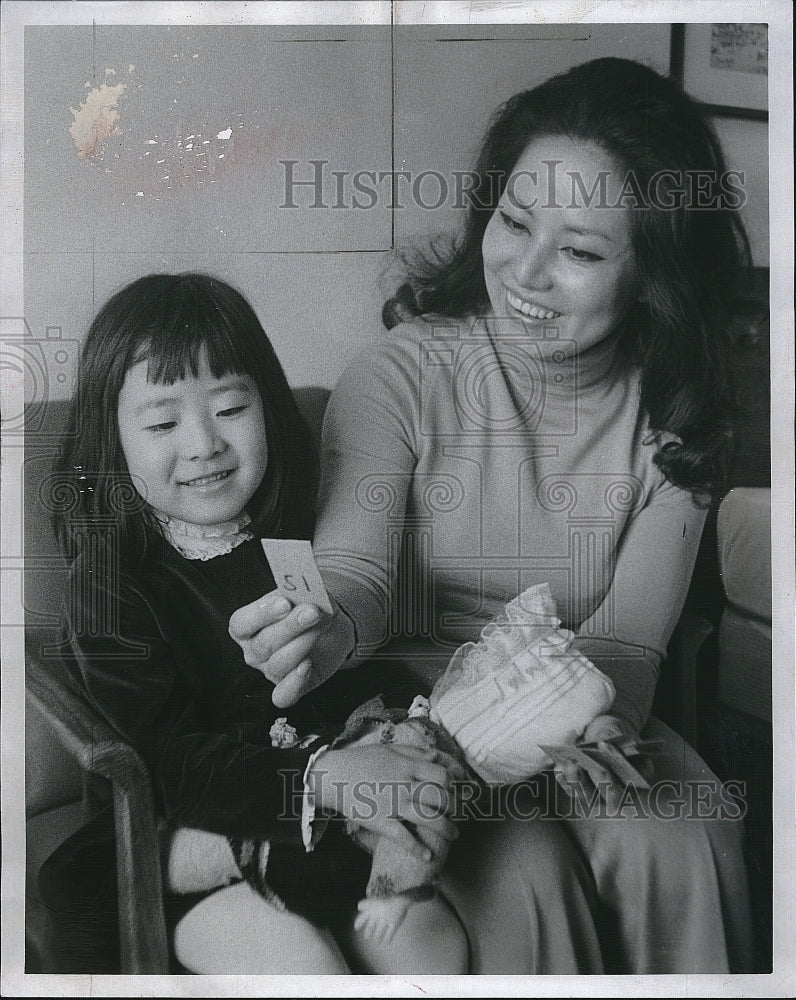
left=347, top=715, right=465, bottom=941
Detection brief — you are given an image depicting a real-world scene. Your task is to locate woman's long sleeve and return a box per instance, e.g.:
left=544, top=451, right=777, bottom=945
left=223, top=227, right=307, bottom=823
left=314, top=339, right=419, bottom=658
left=570, top=478, right=708, bottom=733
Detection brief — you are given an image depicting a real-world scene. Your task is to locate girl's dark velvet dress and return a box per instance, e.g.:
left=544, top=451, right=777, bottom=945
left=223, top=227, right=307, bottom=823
left=39, top=531, right=414, bottom=972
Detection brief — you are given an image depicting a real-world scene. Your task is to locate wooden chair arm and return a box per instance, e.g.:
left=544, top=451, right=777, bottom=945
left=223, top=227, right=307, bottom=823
left=26, top=653, right=170, bottom=973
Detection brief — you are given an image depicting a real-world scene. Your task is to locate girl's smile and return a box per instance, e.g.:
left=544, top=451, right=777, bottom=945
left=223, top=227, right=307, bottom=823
left=117, top=349, right=269, bottom=526
left=482, top=135, right=641, bottom=357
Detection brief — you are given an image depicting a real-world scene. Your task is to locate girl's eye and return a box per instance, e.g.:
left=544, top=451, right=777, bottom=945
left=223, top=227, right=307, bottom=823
left=146, top=421, right=177, bottom=433
left=218, top=405, right=248, bottom=418
left=499, top=210, right=527, bottom=233
left=563, top=246, right=603, bottom=263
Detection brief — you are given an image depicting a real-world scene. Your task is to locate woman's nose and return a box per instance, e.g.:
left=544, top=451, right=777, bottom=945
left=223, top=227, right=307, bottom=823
left=180, top=414, right=225, bottom=461
left=515, top=239, right=553, bottom=289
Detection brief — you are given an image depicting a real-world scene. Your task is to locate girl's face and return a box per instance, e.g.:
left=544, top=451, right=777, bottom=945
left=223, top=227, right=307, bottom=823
left=481, top=135, right=641, bottom=357
left=117, top=347, right=269, bottom=526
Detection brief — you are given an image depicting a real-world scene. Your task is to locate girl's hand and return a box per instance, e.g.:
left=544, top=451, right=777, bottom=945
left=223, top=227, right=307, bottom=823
left=550, top=714, right=649, bottom=813
left=309, top=743, right=459, bottom=863
left=229, top=592, right=352, bottom=707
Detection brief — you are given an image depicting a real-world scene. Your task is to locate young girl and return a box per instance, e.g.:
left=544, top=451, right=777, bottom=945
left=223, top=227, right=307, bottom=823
left=45, top=272, right=467, bottom=975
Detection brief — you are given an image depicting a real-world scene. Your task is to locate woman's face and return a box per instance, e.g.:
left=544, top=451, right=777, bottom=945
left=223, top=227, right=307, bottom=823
left=482, top=135, right=641, bottom=357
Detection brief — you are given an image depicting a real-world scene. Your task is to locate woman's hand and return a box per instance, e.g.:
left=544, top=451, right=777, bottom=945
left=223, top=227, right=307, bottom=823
left=549, top=714, right=650, bottom=814
left=228, top=592, right=351, bottom=708
left=582, top=712, right=638, bottom=746
left=308, top=743, right=459, bottom=863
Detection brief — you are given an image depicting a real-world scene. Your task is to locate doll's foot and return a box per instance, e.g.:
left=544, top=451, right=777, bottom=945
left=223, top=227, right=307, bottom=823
left=353, top=896, right=412, bottom=943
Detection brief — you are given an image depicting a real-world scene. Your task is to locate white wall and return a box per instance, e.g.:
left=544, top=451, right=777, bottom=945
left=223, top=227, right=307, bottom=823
left=23, top=22, right=769, bottom=401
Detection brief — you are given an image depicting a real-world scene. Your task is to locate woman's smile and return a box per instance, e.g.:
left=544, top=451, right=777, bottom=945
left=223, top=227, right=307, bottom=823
left=505, top=291, right=561, bottom=320
left=482, top=135, right=641, bottom=357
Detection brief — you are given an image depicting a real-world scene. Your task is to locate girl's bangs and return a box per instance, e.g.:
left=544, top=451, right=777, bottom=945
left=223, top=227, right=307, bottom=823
left=134, top=296, right=249, bottom=385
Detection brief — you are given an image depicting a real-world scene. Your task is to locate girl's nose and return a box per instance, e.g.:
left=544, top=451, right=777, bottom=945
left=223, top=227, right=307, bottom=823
left=515, top=238, right=553, bottom=289
left=181, top=415, right=225, bottom=461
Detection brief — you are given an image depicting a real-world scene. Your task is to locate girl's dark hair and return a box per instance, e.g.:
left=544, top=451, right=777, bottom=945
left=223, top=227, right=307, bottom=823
left=53, top=272, right=317, bottom=558
left=383, top=57, right=752, bottom=498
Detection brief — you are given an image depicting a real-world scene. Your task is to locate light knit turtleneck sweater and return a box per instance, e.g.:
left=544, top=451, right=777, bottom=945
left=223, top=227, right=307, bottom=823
left=314, top=314, right=707, bottom=733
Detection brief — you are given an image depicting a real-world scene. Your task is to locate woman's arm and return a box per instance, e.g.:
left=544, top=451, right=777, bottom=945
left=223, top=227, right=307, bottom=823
left=571, top=476, right=708, bottom=735
left=314, top=339, right=420, bottom=652
left=230, top=335, right=420, bottom=705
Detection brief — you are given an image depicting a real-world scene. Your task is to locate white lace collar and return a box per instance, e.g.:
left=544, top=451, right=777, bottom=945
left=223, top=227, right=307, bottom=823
left=153, top=510, right=254, bottom=561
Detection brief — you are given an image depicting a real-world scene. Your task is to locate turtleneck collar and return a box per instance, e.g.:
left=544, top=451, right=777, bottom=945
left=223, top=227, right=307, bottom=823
left=153, top=510, right=254, bottom=560
left=482, top=313, right=626, bottom=396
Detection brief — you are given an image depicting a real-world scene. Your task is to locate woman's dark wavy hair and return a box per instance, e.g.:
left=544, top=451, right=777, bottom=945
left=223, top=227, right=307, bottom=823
left=53, top=272, right=317, bottom=560
left=383, top=57, right=752, bottom=498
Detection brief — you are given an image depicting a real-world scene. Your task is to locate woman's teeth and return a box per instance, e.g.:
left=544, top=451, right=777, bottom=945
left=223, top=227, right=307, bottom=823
left=181, top=470, right=232, bottom=487
left=507, top=291, right=560, bottom=320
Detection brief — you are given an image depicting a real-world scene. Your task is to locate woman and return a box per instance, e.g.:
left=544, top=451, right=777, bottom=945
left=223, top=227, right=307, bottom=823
left=230, top=57, right=754, bottom=973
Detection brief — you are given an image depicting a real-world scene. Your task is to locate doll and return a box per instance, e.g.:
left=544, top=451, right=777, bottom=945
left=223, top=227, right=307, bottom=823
left=324, top=693, right=474, bottom=942
left=428, top=582, right=617, bottom=785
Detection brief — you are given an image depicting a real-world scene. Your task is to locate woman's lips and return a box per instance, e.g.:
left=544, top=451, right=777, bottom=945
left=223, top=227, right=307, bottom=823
left=506, top=290, right=561, bottom=320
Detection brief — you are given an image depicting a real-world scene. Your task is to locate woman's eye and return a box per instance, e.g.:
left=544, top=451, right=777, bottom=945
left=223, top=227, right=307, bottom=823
left=218, top=405, right=248, bottom=418
left=146, top=421, right=176, bottom=433
left=499, top=210, right=527, bottom=233
left=563, top=246, right=603, bottom=262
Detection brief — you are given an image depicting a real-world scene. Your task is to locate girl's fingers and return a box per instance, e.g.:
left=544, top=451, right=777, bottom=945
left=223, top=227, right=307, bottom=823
left=416, top=813, right=458, bottom=843
left=271, top=659, right=317, bottom=709
left=230, top=601, right=326, bottom=665
left=266, top=624, right=323, bottom=672
left=365, top=818, right=434, bottom=863
left=393, top=784, right=458, bottom=838
left=228, top=592, right=292, bottom=640
left=413, top=779, right=449, bottom=814
left=390, top=745, right=450, bottom=783
left=249, top=626, right=323, bottom=684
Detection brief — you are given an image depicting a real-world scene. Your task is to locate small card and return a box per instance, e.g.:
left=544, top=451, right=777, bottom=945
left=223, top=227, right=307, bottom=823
left=261, top=539, right=334, bottom=615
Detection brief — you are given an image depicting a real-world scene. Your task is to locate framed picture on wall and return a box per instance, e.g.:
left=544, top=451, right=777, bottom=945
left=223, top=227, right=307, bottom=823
left=671, top=22, right=769, bottom=119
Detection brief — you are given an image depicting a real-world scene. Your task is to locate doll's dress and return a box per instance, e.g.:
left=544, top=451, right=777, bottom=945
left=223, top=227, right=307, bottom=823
left=428, top=582, right=616, bottom=785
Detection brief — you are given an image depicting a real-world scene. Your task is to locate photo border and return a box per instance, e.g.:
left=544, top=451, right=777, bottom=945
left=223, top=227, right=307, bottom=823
left=1, top=2, right=793, bottom=997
